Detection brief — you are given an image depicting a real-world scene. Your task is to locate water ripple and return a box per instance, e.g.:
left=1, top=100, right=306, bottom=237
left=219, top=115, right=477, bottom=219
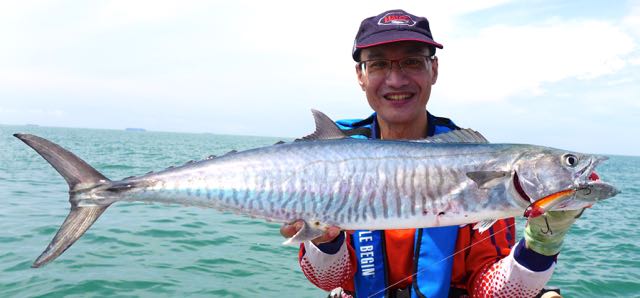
left=3, top=126, right=637, bottom=297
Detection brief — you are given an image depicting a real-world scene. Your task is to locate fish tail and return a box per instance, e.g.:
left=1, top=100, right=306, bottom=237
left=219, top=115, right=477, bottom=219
left=14, top=133, right=112, bottom=268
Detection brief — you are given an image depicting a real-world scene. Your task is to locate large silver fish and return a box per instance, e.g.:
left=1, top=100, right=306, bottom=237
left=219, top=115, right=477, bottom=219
left=15, top=110, right=619, bottom=268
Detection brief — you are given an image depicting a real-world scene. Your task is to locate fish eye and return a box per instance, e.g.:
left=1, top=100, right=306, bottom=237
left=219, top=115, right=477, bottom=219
left=562, top=154, right=579, bottom=167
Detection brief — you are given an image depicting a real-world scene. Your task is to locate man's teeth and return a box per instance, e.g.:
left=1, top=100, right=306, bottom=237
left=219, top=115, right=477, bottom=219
left=386, top=94, right=411, bottom=101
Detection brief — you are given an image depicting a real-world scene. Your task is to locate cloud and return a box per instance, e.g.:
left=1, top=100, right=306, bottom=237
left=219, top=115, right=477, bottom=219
left=435, top=18, right=636, bottom=103
left=623, top=0, right=640, bottom=37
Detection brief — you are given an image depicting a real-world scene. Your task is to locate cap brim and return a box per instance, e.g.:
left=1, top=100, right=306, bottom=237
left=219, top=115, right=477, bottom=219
left=356, top=30, right=443, bottom=50
left=353, top=30, right=443, bottom=61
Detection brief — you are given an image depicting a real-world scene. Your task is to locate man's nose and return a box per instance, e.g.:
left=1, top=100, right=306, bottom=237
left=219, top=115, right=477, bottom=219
left=385, top=63, right=409, bottom=87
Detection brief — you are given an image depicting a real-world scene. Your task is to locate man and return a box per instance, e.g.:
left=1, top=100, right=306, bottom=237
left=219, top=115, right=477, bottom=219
left=281, top=9, right=579, bottom=298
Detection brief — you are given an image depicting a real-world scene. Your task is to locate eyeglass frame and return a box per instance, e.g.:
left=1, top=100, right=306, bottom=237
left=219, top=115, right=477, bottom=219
left=357, top=55, right=436, bottom=77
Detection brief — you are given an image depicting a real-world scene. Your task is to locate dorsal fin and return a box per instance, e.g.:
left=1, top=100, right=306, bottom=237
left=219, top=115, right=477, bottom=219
left=300, top=109, right=348, bottom=141
left=413, top=129, right=489, bottom=144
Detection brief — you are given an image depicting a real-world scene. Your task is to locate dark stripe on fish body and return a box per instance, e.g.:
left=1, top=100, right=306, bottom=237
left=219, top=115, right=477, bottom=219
left=359, top=165, right=371, bottom=221
left=223, top=189, right=232, bottom=205
left=410, top=165, right=416, bottom=217
left=393, top=164, right=402, bottom=219
left=256, top=190, right=265, bottom=213
left=339, top=180, right=351, bottom=222
left=257, top=176, right=266, bottom=212
left=323, top=187, right=335, bottom=216
left=242, top=188, right=250, bottom=205
left=357, top=175, right=369, bottom=222
left=368, top=187, right=377, bottom=220
left=218, top=188, right=226, bottom=203
left=352, top=181, right=362, bottom=223
left=278, top=187, right=291, bottom=211
left=232, top=189, right=239, bottom=206
left=358, top=177, right=367, bottom=222
left=332, top=181, right=347, bottom=223
left=419, top=165, right=427, bottom=214
left=434, top=166, right=444, bottom=201
left=299, top=189, right=307, bottom=214
left=309, top=188, right=318, bottom=217
left=244, top=191, right=254, bottom=210
left=444, top=168, right=459, bottom=208
left=300, top=167, right=310, bottom=215
left=247, top=196, right=254, bottom=211
left=268, top=190, right=275, bottom=215
left=381, top=169, right=389, bottom=219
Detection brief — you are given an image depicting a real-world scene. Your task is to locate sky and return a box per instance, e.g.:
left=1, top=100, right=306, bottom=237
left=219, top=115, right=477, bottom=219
left=0, top=0, right=638, bottom=156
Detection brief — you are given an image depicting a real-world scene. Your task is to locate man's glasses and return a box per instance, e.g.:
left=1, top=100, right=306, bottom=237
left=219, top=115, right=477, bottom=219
left=358, top=55, right=433, bottom=78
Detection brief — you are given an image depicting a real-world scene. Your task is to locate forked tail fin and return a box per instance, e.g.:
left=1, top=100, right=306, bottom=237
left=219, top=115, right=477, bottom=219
left=14, top=133, right=112, bottom=268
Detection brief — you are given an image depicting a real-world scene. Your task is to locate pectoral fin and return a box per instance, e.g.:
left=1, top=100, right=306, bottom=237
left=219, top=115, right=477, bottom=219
left=282, top=220, right=325, bottom=245
left=466, top=171, right=510, bottom=189
left=473, top=219, right=498, bottom=234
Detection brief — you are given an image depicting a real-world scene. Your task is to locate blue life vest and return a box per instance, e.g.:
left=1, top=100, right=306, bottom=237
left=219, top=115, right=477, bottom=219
left=337, top=112, right=460, bottom=298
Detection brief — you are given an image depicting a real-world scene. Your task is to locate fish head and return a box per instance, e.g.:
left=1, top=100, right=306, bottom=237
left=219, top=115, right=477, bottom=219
left=513, top=148, right=619, bottom=208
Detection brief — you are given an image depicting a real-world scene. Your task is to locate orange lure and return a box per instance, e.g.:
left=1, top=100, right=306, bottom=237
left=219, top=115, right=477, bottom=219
left=523, top=189, right=576, bottom=218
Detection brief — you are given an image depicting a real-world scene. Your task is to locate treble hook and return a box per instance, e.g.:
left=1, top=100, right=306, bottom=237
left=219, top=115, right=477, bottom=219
left=540, top=216, right=553, bottom=235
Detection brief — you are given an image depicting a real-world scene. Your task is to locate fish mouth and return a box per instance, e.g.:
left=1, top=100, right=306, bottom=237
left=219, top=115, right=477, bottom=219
left=573, top=156, right=620, bottom=202
left=575, top=179, right=620, bottom=202
left=513, top=172, right=533, bottom=204
left=575, top=156, right=607, bottom=182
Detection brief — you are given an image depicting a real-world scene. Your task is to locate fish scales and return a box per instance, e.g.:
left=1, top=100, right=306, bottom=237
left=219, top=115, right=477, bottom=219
left=116, top=141, right=521, bottom=229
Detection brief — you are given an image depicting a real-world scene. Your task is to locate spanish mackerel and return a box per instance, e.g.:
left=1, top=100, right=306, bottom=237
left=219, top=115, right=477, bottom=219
left=14, top=110, right=619, bottom=268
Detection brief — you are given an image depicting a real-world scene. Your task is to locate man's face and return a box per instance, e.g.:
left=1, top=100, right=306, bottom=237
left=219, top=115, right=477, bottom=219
left=356, top=41, right=438, bottom=127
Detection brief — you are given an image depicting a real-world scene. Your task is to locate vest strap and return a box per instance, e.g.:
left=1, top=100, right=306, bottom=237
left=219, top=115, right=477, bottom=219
left=411, top=226, right=459, bottom=298
left=352, top=230, right=387, bottom=298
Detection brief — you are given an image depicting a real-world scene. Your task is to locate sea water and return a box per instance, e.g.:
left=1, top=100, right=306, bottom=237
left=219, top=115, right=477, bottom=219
left=1, top=125, right=639, bottom=297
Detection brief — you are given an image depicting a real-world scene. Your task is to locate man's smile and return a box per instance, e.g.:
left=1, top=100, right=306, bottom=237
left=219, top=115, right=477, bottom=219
left=384, top=92, right=414, bottom=101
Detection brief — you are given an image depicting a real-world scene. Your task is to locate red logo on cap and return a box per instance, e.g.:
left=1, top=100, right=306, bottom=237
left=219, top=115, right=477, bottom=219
left=378, top=13, right=415, bottom=26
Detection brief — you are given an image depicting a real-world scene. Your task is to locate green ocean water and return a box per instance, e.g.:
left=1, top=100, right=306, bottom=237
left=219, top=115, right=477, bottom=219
left=1, top=125, right=639, bottom=297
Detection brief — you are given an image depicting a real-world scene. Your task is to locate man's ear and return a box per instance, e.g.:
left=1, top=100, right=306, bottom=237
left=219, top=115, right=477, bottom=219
left=356, top=65, right=366, bottom=91
left=430, top=56, right=439, bottom=85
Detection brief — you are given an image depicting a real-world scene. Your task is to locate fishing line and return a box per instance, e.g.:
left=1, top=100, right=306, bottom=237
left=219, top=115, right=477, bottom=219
left=368, top=221, right=517, bottom=298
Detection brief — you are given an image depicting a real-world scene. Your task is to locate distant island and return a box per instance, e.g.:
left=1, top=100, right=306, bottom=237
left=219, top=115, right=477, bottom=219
left=125, top=128, right=146, bottom=132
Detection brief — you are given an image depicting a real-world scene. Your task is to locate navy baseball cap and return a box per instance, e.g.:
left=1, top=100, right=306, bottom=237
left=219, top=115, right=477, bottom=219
left=352, top=9, right=443, bottom=61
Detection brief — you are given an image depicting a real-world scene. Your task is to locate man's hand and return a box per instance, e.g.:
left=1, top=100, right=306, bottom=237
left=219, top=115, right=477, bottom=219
left=280, top=220, right=342, bottom=246
left=525, top=209, right=585, bottom=256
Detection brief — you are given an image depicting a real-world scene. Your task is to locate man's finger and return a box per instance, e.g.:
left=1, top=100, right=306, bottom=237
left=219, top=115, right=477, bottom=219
left=312, top=226, right=342, bottom=245
left=280, top=220, right=303, bottom=238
